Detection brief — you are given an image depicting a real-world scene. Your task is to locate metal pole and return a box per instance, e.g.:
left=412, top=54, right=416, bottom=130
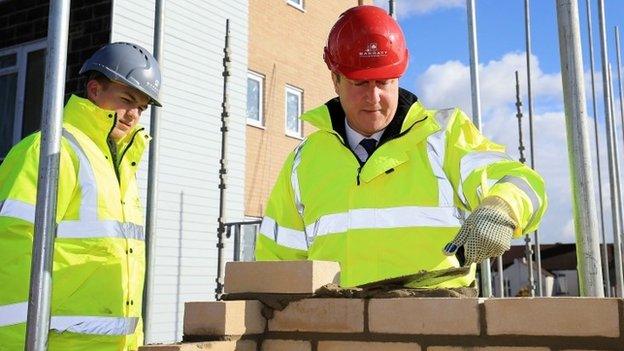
left=515, top=70, right=536, bottom=297
left=24, top=1, right=71, bottom=350
left=466, top=0, right=491, bottom=297
left=143, top=0, right=165, bottom=342
left=524, top=0, right=543, bottom=296
left=598, top=0, right=624, bottom=297
left=215, top=19, right=231, bottom=301
left=389, top=0, right=396, bottom=19
left=585, top=0, right=610, bottom=297
left=556, top=0, right=604, bottom=297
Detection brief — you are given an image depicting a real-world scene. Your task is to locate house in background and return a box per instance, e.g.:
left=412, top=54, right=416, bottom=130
left=492, top=243, right=616, bottom=297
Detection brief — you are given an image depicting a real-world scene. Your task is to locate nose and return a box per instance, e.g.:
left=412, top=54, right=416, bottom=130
left=364, top=82, right=381, bottom=104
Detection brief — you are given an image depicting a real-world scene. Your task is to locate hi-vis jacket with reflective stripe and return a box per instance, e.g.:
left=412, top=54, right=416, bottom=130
left=0, top=95, right=150, bottom=351
left=255, top=89, right=547, bottom=288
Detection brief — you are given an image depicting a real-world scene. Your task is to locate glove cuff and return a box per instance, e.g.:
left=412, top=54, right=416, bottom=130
left=480, top=196, right=519, bottom=228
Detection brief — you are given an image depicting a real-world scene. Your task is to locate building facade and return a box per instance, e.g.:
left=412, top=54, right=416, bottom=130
left=0, top=0, right=247, bottom=344
left=244, top=0, right=371, bottom=219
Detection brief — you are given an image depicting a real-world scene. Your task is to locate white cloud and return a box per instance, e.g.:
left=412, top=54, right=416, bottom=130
left=374, top=0, right=464, bottom=17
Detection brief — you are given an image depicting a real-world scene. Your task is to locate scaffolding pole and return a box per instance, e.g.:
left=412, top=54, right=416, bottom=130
left=466, top=0, right=492, bottom=297
left=584, top=0, right=610, bottom=297
left=556, top=0, right=604, bottom=297
left=389, top=0, right=396, bottom=19
left=143, top=0, right=165, bottom=342
left=597, top=0, right=624, bottom=297
left=523, top=0, right=543, bottom=296
left=615, top=29, right=624, bottom=277
left=24, top=1, right=71, bottom=350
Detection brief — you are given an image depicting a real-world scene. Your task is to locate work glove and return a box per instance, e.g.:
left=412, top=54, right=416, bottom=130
left=443, top=196, right=518, bottom=265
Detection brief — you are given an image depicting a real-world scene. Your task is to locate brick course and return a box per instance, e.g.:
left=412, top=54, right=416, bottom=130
left=318, top=341, right=421, bottom=351
left=183, top=301, right=265, bottom=337
left=268, top=298, right=364, bottom=333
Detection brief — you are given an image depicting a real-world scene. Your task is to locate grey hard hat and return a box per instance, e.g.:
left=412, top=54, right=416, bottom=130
left=80, top=42, right=162, bottom=106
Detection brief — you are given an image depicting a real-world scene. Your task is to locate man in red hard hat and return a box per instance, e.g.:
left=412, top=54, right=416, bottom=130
left=256, top=5, right=547, bottom=290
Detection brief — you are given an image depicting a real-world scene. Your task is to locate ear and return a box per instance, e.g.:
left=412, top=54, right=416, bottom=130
left=86, top=79, right=101, bottom=101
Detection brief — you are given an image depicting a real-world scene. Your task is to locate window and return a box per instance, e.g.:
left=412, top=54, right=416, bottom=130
left=555, top=274, right=568, bottom=295
left=504, top=279, right=512, bottom=297
left=286, top=0, right=304, bottom=11
left=0, top=40, right=46, bottom=161
left=246, top=71, right=264, bottom=127
left=285, top=85, right=303, bottom=138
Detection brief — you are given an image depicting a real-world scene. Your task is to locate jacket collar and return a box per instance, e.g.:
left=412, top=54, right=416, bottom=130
left=302, top=88, right=427, bottom=143
left=63, top=95, right=147, bottom=157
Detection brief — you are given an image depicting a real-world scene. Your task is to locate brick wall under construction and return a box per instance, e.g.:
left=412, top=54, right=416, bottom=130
left=141, top=261, right=624, bottom=351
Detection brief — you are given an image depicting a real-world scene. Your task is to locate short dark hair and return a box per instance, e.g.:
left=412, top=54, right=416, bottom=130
left=81, top=71, right=111, bottom=98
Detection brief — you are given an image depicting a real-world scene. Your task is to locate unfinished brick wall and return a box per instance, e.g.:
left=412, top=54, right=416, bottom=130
left=0, top=0, right=112, bottom=99
left=141, top=261, right=624, bottom=351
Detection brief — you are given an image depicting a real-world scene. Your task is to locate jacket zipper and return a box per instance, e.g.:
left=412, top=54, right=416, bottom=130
left=118, top=127, right=144, bottom=165
left=106, top=114, right=121, bottom=184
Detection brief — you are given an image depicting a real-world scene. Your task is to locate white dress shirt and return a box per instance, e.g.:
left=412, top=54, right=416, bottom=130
left=344, top=119, right=384, bottom=163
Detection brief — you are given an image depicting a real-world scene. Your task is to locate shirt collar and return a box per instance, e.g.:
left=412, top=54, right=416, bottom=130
left=344, top=118, right=384, bottom=151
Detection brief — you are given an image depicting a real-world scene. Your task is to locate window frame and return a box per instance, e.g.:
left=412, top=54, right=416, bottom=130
left=0, top=39, right=47, bottom=161
left=246, top=71, right=265, bottom=128
left=286, top=0, right=305, bottom=12
left=284, top=84, right=303, bottom=139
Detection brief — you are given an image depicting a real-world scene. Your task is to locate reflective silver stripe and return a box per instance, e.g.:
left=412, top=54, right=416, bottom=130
left=0, top=302, right=137, bottom=335
left=0, top=199, right=35, bottom=223
left=309, top=207, right=462, bottom=238
left=57, top=221, right=145, bottom=240
left=51, top=315, right=138, bottom=336
left=62, top=130, right=142, bottom=240
left=459, top=151, right=512, bottom=202
left=290, top=139, right=310, bottom=248
left=0, top=301, right=27, bottom=327
left=497, top=175, right=541, bottom=224
left=259, top=216, right=308, bottom=251
left=428, top=109, right=458, bottom=206
left=63, top=130, right=98, bottom=221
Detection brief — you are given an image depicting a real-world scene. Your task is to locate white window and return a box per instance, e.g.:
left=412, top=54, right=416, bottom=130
left=286, top=0, right=304, bottom=11
left=0, top=40, right=46, bottom=162
left=285, top=85, right=303, bottom=138
left=246, top=71, right=264, bottom=127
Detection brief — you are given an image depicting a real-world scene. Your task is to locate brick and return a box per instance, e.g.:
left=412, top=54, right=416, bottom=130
left=485, top=298, right=621, bottom=337
left=139, top=341, right=256, bottom=351
left=318, top=341, right=421, bottom=351
left=224, top=260, right=340, bottom=294
left=428, top=348, right=549, bottom=351
left=261, top=340, right=311, bottom=351
left=183, top=300, right=265, bottom=337
left=369, top=298, right=480, bottom=335
left=269, top=298, right=364, bottom=332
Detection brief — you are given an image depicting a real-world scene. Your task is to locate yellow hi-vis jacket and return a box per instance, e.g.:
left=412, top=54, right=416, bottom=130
left=0, top=95, right=150, bottom=351
left=255, top=90, right=547, bottom=288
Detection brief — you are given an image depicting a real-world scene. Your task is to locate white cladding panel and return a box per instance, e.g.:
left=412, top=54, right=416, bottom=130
left=111, top=0, right=248, bottom=344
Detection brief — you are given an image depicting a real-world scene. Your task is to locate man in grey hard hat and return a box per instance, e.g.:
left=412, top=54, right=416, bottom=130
left=0, top=42, right=161, bottom=350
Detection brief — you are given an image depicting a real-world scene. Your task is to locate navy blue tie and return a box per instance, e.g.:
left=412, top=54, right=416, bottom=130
left=359, top=138, right=377, bottom=159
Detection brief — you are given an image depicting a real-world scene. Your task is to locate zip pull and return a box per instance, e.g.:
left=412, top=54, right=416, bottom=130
left=356, top=167, right=362, bottom=186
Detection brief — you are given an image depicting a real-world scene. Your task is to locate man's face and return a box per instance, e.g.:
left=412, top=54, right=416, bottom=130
left=87, top=79, right=150, bottom=141
left=332, top=73, right=399, bottom=137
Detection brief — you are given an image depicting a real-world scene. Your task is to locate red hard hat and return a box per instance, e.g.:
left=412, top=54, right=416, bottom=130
left=323, top=5, right=409, bottom=80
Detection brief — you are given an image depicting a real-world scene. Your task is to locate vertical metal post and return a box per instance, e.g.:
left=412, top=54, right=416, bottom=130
left=143, top=0, right=165, bottom=343
left=515, top=70, right=536, bottom=297
left=556, top=0, right=604, bottom=297
left=466, top=0, right=491, bottom=297
left=233, top=224, right=241, bottom=262
left=25, top=1, right=71, bottom=350
left=524, top=0, right=543, bottom=296
left=215, top=19, right=231, bottom=301
left=584, top=0, right=610, bottom=297
left=389, top=0, right=397, bottom=19
left=598, top=0, right=624, bottom=297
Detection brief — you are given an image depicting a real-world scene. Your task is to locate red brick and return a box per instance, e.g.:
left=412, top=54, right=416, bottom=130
left=485, top=298, right=621, bottom=337
left=224, top=260, right=340, bottom=294
left=261, top=340, right=311, bottom=351
left=369, top=298, right=480, bottom=335
left=318, top=341, right=421, bottom=351
left=269, top=298, right=364, bottom=332
left=183, top=300, right=265, bottom=337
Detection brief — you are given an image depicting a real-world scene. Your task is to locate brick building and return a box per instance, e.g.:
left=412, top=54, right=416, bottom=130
left=244, top=0, right=371, bottom=219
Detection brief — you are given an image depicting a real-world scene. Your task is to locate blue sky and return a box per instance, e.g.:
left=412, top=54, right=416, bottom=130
left=375, top=0, right=624, bottom=244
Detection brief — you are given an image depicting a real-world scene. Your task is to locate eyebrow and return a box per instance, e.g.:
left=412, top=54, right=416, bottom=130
left=122, top=90, right=148, bottom=110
